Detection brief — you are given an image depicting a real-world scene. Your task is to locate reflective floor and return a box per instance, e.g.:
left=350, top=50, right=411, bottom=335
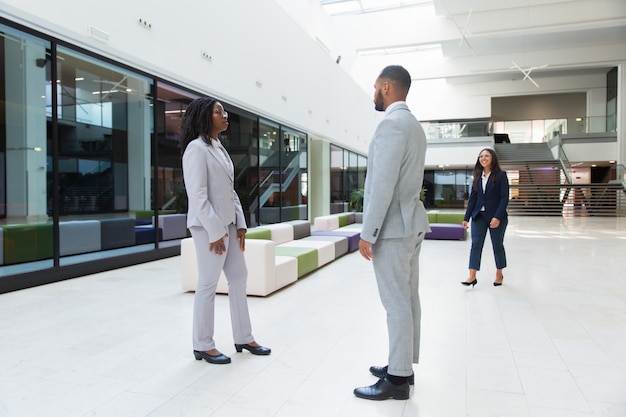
left=0, top=216, right=625, bottom=417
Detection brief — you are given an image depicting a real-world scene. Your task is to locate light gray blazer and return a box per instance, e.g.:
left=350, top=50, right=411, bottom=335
left=360, top=102, right=430, bottom=244
left=183, top=138, right=247, bottom=243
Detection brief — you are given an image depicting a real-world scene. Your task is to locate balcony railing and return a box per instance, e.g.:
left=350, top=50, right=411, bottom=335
left=422, top=116, right=616, bottom=143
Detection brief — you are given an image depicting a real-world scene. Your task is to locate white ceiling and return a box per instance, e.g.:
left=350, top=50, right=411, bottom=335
left=297, top=0, right=626, bottom=111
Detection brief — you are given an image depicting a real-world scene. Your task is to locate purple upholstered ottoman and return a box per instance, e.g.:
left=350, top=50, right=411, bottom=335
left=425, top=224, right=466, bottom=240
left=311, top=230, right=361, bottom=252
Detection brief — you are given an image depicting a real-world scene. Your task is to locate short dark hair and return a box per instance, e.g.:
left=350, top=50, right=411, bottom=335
left=379, top=65, right=411, bottom=94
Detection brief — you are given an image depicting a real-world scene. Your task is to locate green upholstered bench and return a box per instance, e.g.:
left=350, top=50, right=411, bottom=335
left=134, top=209, right=177, bottom=220
left=426, top=212, right=466, bottom=240
left=245, top=227, right=272, bottom=240
left=428, top=212, right=465, bottom=224
left=274, top=246, right=318, bottom=278
left=3, top=223, right=53, bottom=264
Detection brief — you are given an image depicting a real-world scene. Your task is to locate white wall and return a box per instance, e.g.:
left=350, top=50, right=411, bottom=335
left=0, top=0, right=377, bottom=155
left=563, top=142, right=618, bottom=163
left=425, top=140, right=493, bottom=168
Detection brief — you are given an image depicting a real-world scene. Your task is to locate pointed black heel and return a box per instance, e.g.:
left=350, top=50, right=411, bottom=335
left=461, top=279, right=478, bottom=287
left=493, top=276, right=504, bottom=286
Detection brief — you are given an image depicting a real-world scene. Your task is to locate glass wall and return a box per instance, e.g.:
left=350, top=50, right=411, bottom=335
left=329, top=144, right=366, bottom=214
left=423, top=169, right=471, bottom=209
left=257, top=119, right=307, bottom=225
left=0, top=18, right=311, bottom=292
left=1, top=24, right=53, bottom=273
left=220, top=103, right=258, bottom=227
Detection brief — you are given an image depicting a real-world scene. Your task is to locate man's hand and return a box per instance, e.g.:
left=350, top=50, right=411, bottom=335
left=359, top=238, right=374, bottom=261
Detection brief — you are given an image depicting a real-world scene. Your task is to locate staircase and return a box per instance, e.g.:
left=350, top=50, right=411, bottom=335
left=495, top=143, right=626, bottom=217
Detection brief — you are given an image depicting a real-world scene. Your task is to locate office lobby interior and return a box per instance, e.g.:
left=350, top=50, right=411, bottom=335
left=1, top=0, right=626, bottom=416
left=1, top=215, right=625, bottom=417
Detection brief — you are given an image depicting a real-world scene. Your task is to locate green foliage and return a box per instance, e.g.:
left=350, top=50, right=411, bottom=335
left=173, top=187, right=188, bottom=214
left=349, top=188, right=364, bottom=212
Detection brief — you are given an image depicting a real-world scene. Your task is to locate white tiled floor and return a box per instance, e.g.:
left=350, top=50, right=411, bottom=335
left=1, top=216, right=625, bottom=417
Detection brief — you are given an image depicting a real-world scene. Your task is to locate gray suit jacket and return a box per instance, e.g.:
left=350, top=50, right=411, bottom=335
left=183, top=138, right=247, bottom=243
left=361, top=102, right=430, bottom=244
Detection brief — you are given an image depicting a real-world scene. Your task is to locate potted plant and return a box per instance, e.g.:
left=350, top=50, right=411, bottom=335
left=349, top=188, right=364, bottom=212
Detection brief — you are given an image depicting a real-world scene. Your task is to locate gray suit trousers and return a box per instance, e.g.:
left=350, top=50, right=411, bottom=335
left=190, top=224, right=254, bottom=351
left=372, top=232, right=424, bottom=378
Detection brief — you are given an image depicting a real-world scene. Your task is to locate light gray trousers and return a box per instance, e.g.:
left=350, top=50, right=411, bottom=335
left=372, top=232, right=424, bottom=378
left=190, top=224, right=254, bottom=351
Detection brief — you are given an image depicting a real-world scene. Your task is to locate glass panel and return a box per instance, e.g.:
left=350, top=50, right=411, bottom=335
left=357, top=155, right=367, bottom=191
left=434, top=170, right=456, bottom=208
left=0, top=26, right=53, bottom=274
left=154, top=83, right=199, bottom=246
left=456, top=170, right=471, bottom=203
left=53, top=46, right=154, bottom=264
left=343, top=149, right=350, bottom=205
left=258, top=119, right=280, bottom=224
left=346, top=151, right=359, bottom=206
left=330, top=144, right=345, bottom=214
left=279, top=126, right=307, bottom=221
left=219, top=105, right=258, bottom=227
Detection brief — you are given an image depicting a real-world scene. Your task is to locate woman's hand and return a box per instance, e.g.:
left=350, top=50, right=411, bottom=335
left=462, top=220, right=469, bottom=229
left=237, top=228, right=246, bottom=251
left=489, top=218, right=500, bottom=228
left=210, top=234, right=228, bottom=255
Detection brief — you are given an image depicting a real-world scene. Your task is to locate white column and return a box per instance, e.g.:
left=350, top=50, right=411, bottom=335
left=617, top=63, right=626, bottom=179
left=308, top=137, right=330, bottom=219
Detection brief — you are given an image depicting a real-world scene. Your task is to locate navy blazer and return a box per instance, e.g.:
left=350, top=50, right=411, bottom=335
left=464, top=170, right=509, bottom=222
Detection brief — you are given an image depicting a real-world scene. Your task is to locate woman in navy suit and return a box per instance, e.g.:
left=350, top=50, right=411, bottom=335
left=461, top=147, right=509, bottom=287
left=181, top=97, right=270, bottom=364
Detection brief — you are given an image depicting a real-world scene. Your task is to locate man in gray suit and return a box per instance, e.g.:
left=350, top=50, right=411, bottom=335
left=354, top=65, right=430, bottom=401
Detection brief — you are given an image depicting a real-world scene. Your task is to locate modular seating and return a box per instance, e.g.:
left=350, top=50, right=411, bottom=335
left=134, top=209, right=177, bottom=220
left=154, top=213, right=188, bottom=240
left=180, top=218, right=351, bottom=296
left=0, top=214, right=185, bottom=266
left=180, top=236, right=298, bottom=297
left=2, top=223, right=53, bottom=264
left=425, top=212, right=466, bottom=240
left=134, top=224, right=163, bottom=244
left=59, top=220, right=101, bottom=256
left=100, top=218, right=136, bottom=250
left=311, top=212, right=362, bottom=252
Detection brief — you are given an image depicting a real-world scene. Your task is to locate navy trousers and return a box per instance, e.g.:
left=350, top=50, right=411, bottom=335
left=468, top=212, right=507, bottom=270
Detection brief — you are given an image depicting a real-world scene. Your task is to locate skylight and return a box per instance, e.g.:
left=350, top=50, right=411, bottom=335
left=319, top=0, right=432, bottom=16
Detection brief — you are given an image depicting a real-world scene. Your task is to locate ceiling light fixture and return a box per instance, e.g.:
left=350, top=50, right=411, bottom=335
left=357, top=43, right=441, bottom=56
left=511, top=61, right=548, bottom=88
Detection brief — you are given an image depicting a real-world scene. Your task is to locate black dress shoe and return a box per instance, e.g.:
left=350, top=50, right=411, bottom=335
left=234, top=343, right=271, bottom=355
left=354, top=378, right=410, bottom=401
left=193, top=350, right=231, bottom=364
left=369, top=365, right=414, bottom=385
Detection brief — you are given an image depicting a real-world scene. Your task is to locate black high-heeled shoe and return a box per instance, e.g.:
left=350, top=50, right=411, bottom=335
left=461, top=278, right=478, bottom=287
left=235, top=343, right=271, bottom=355
left=493, top=276, right=504, bottom=287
